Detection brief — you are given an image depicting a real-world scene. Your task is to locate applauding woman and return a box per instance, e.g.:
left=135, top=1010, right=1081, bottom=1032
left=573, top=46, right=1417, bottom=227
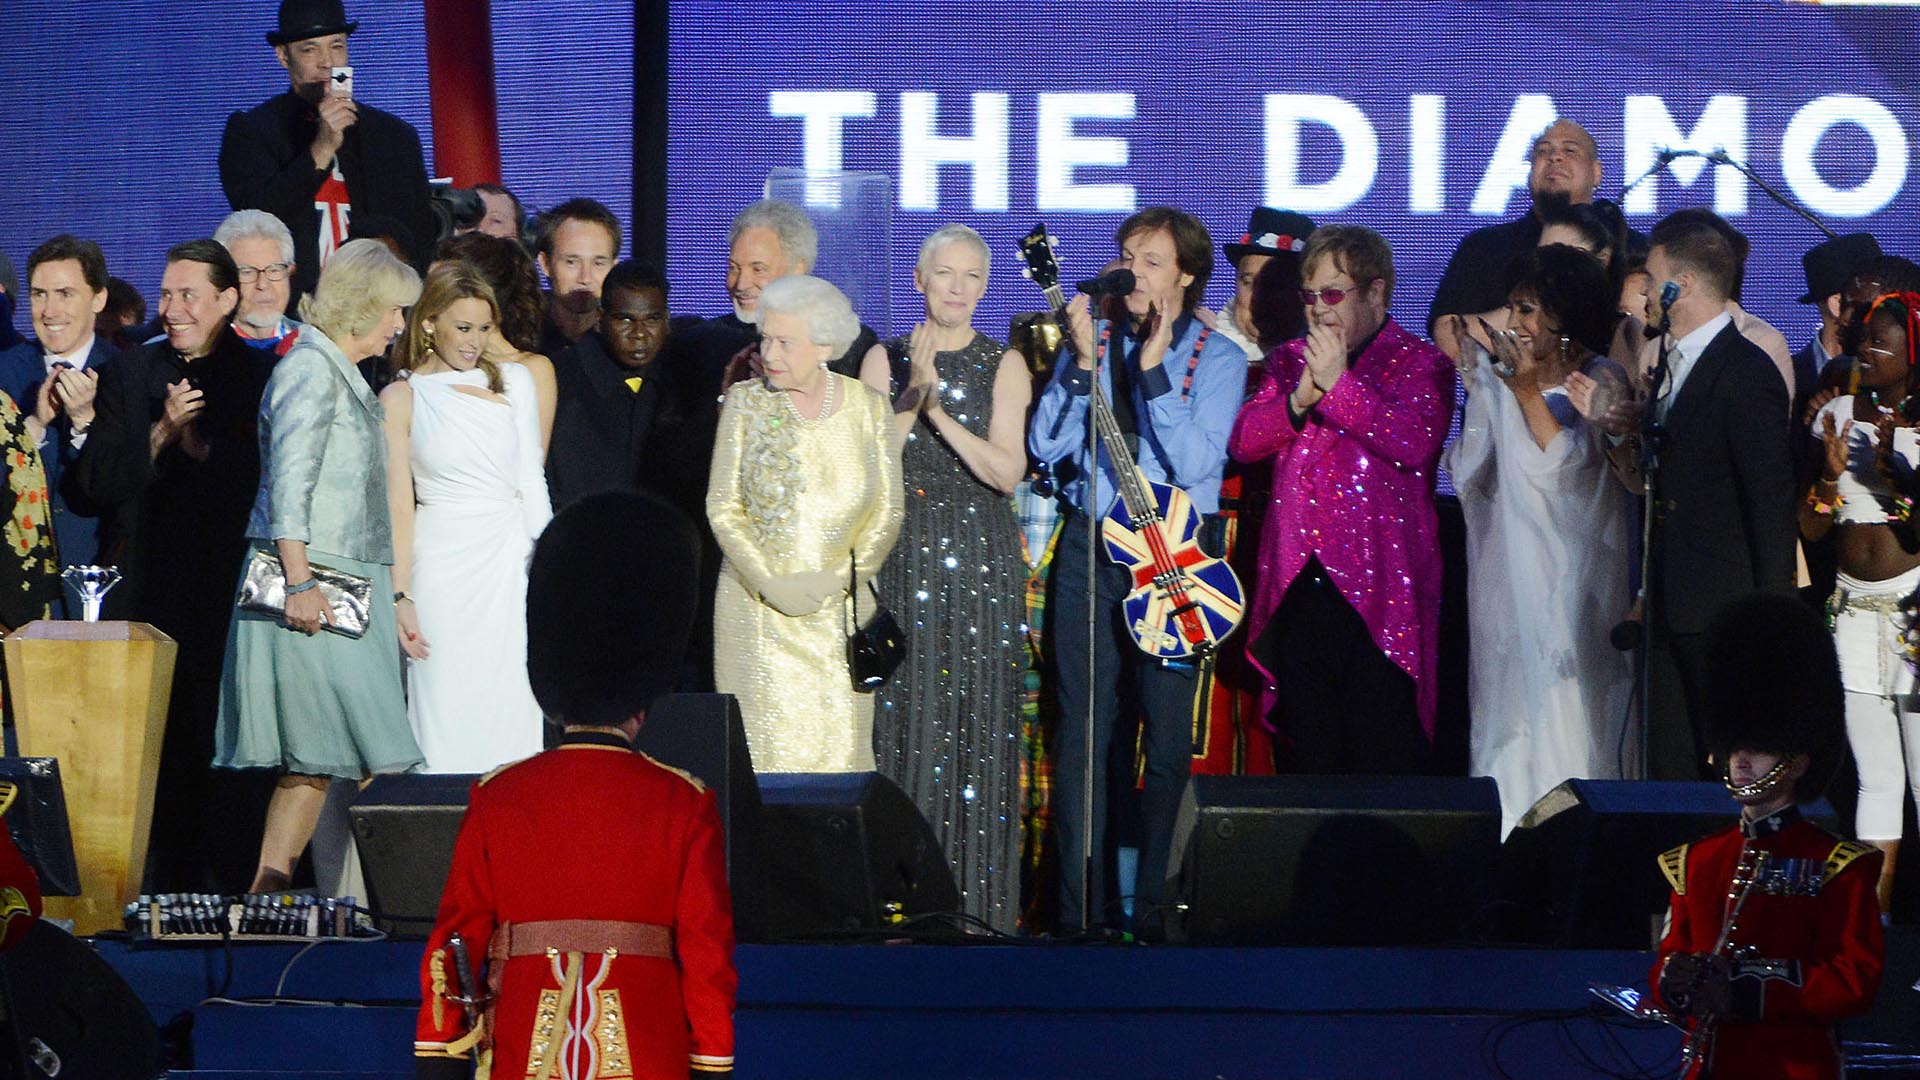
left=384, top=262, right=552, bottom=773
left=709, top=276, right=901, bottom=773
left=1803, top=289, right=1920, bottom=914
left=1443, top=245, right=1634, bottom=834
left=216, top=240, right=423, bottom=894
left=859, top=225, right=1029, bottom=933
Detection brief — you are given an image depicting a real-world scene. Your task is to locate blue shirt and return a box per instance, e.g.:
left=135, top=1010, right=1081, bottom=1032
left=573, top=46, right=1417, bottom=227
left=1027, top=314, right=1242, bottom=517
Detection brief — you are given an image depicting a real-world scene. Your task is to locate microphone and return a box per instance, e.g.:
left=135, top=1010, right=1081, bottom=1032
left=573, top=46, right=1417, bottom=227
left=1077, top=269, right=1136, bottom=296
left=1643, top=280, right=1682, bottom=340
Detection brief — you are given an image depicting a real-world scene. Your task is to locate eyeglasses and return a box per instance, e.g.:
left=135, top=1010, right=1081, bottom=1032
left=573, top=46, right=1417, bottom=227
left=1299, top=282, right=1370, bottom=307
left=236, top=263, right=292, bottom=284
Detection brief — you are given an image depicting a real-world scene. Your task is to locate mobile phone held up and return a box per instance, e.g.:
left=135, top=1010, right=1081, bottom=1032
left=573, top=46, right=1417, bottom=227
left=329, top=66, right=354, bottom=101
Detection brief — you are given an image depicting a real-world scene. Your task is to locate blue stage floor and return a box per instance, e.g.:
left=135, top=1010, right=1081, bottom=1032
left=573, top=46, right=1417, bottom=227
left=99, top=935, right=1710, bottom=1079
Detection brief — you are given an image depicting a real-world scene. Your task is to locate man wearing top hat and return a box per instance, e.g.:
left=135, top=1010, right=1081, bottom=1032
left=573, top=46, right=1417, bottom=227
left=1650, top=592, right=1883, bottom=1080
left=219, top=0, right=434, bottom=302
left=415, top=492, right=736, bottom=1079
left=1220, top=207, right=1315, bottom=364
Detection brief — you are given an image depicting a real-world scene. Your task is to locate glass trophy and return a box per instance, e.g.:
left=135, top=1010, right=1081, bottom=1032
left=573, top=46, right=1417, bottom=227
left=61, top=565, right=121, bottom=622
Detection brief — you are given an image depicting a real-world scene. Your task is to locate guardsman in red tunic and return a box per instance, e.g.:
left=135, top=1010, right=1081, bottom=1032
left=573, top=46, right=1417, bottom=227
left=0, top=779, right=43, bottom=951
left=1650, top=593, right=1884, bottom=1080
left=415, top=492, right=737, bottom=1079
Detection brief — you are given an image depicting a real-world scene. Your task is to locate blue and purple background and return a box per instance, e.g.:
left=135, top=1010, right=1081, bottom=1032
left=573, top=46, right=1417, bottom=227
left=1, top=0, right=1915, bottom=352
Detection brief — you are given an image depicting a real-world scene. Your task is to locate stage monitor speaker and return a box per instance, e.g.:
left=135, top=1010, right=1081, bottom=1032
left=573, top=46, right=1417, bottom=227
left=0, top=759, right=77, bottom=897
left=634, top=693, right=762, bottom=872
left=0, top=921, right=160, bottom=1079
left=1499, top=779, right=1836, bottom=949
left=348, top=773, right=475, bottom=934
left=739, top=772, right=959, bottom=942
left=1166, top=775, right=1501, bottom=946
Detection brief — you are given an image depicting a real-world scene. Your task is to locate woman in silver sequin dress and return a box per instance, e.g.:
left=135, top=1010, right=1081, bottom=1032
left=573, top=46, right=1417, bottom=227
left=859, top=225, right=1032, bottom=933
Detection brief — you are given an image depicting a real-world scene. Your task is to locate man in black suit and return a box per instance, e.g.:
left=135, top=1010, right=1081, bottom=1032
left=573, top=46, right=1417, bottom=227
left=0, top=236, right=119, bottom=591
left=218, top=0, right=433, bottom=301
left=1636, top=211, right=1797, bottom=779
left=549, top=261, right=720, bottom=688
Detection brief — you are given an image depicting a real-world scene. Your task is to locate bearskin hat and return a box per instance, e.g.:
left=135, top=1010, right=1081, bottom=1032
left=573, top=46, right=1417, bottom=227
left=526, top=491, right=699, bottom=726
left=1701, top=591, right=1845, bottom=802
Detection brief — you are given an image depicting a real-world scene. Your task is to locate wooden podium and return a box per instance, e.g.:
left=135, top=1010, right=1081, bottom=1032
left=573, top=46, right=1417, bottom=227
left=4, top=621, right=176, bottom=934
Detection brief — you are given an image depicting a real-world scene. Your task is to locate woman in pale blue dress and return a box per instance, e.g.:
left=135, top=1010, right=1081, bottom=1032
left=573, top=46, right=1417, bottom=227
left=216, top=239, right=423, bottom=893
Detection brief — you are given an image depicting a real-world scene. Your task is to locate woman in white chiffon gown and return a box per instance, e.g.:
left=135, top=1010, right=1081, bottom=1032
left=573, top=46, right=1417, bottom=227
left=383, top=262, right=553, bottom=772
left=1443, top=245, right=1634, bottom=835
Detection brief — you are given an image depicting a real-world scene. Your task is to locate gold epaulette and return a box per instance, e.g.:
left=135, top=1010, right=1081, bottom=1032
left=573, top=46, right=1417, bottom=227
left=1657, top=844, right=1689, bottom=896
left=476, top=753, right=537, bottom=788
left=0, top=781, right=16, bottom=819
left=1825, top=840, right=1877, bottom=881
left=638, top=752, right=706, bottom=793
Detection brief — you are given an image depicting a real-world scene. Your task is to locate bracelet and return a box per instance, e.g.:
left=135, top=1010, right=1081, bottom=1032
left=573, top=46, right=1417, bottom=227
left=394, top=590, right=413, bottom=604
left=285, top=578, right=320, bottom=596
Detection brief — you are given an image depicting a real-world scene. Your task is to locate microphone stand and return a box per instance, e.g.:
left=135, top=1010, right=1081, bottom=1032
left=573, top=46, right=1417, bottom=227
left=1636, top=307, right=1675, bottom=777
left=1620, top=147, right=1838, bottom=240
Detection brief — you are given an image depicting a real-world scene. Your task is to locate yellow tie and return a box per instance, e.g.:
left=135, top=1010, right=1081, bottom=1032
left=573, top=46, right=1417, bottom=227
left=625, top=376, right=644, bottom=393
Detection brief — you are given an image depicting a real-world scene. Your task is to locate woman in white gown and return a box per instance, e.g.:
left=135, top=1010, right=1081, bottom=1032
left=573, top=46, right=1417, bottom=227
left=383, top=262, right=553, bottom=772
left=1443, top=245, right=1634, bottom=834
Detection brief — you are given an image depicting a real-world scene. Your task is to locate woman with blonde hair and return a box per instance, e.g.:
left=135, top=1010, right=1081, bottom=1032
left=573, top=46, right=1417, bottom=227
left=384, top=261, right=552, bottom=772
left=216, top=239, right=423, bottom=894
left=434, top=233, right=558, bottom=451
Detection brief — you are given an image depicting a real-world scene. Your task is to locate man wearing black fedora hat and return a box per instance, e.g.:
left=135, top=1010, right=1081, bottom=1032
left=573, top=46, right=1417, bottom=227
left=219, top=0, right=433, bottom=301
left=1792, top=233, right=1880, bottom=405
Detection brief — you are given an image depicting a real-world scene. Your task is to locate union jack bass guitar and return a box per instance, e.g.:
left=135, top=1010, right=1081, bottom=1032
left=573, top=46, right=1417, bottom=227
left=1018, top=224, right=1244, bottom=659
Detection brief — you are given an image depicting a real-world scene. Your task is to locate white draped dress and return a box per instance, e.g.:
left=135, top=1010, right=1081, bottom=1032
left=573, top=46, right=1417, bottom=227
left=1444, top=352, right=1636, bottom=835
left=404, top=363, right=553, bottom=773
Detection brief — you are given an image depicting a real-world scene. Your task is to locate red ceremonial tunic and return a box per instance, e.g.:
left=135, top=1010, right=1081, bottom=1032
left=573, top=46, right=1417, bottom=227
left=1650, top=807, right=1884, bottom=1080
left=0, top=780, right=42, bottom=951
left=415, top=729, right=737, bottom=1079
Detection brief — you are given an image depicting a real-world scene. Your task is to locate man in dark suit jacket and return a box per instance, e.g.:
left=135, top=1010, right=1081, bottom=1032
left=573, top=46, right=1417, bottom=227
left=551, top=263, right=721, bottom=689
left=218, top=0, right=432, bottom=301
left=1636, top=212, right=1797, bottom=780
left=0, top=236, right=120, bottom=597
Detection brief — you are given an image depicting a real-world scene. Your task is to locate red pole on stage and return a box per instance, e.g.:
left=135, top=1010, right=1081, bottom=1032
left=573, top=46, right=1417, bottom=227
left=423, top=0, right=501, bottom=185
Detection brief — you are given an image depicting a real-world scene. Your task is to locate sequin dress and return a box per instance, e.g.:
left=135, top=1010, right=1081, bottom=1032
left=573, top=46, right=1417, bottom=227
left=871, top=333, right=1027, bottom=934
left=707, top=374, right=902, bottom=773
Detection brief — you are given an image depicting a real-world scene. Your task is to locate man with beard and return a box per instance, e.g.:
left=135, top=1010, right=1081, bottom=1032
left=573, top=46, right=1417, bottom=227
left=214, top=210, right=303, bottom=357
left=0, top=235, right=119, bottom=593
left=533, top=198, right=621, bottom=360
left=68, top=240, right=281, bottom=891
left=677, top=200, right=878, bottom=400
left=1429, top=119, right=1637, bottom=361
left=219, top=0, right=433, bottom=301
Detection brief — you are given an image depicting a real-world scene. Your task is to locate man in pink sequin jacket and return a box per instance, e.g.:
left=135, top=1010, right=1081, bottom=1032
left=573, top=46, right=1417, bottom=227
left=1229, top=225, right=1455, bottom=774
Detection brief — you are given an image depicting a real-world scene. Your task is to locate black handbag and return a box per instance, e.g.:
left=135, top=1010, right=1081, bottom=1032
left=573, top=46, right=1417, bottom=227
left=846, top=551, right=906, bottom=691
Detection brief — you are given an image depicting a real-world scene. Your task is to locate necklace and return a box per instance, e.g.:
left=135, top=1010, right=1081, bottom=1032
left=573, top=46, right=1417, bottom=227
left=782, top=372, right=837, bottom=423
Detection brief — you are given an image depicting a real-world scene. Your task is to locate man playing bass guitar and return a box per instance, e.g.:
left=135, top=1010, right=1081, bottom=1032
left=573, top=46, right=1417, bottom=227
left=1029, top=207, right=1245, bottom=938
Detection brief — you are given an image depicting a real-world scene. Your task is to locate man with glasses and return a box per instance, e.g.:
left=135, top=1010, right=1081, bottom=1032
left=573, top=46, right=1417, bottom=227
left=1228, top=225, right=1456, bottom=776
left=215, top=210, right=303, bottom=357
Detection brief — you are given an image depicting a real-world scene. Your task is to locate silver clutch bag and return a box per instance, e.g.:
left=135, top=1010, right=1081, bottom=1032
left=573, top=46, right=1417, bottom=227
left=237, top=549, right=373, bottom=639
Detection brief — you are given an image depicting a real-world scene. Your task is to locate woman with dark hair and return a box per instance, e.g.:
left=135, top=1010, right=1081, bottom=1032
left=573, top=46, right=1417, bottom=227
left=1443, top=244, right=1634, bottom=834
left=433, top=233, right=557, bottom=452
left=1802, top=289, right=1920, bottom=914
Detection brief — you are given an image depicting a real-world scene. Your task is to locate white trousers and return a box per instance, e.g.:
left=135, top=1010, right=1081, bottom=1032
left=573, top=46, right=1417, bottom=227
left=1834, top=567, right=1920, bottom=840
